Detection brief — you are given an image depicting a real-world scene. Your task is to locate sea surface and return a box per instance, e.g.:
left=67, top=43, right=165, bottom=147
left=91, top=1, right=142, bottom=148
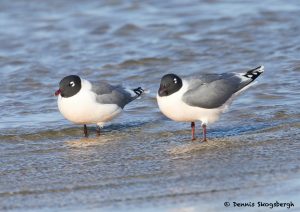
left=0, top=0, right=300, bottom=211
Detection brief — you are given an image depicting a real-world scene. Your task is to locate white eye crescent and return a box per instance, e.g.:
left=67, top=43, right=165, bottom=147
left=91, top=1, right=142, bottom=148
left=173, top=78, right=177, bottom=84
left=69, top=81, right=75, bottom=87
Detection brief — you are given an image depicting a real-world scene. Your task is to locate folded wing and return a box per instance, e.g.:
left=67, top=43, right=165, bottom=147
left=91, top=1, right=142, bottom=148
left=92, top=82, right=144, bottom=108
left=182, top=66, right=264, bottom=109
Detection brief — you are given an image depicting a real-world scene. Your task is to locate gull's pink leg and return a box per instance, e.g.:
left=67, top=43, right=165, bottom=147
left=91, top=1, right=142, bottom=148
left=191, top=122, right=196, bottom=141
left=83, top=124, right=88, bottom=137
left=202, top=124, right=207, bottom=142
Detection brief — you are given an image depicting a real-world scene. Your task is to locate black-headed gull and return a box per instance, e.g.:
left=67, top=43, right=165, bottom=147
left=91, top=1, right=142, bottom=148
left=55, top=75, right=144, bottom=137
left=157, top=66, right=264, bottom=141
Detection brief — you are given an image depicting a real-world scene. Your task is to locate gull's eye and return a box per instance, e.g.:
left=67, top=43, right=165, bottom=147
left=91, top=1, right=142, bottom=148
left=173, top=78, right=177, bottom=84
left=69, top=81, right=75, bottom=87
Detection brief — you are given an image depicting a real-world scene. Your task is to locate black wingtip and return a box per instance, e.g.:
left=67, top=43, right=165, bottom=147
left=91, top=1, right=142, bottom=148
left=244, top=65, right=264, bottom=81
left=133, top=87, right=144, bottom=96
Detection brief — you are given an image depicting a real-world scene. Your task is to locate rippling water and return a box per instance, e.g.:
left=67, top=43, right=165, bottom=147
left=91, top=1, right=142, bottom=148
left=1, top=0, right=300, bottom=211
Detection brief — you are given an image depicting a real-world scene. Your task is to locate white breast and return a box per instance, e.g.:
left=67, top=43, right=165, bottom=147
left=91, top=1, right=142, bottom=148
left=57, top=80, right=122, bottom=125
left=156, top=80, right=224, bottom=124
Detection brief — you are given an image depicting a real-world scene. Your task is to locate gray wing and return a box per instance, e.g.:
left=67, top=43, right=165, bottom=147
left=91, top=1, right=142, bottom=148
left=92, top=82, right=137, bottom=108
left=182, top=73, right=251, bottom=109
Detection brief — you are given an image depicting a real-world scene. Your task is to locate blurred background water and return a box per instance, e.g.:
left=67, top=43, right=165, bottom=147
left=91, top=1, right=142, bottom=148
left=0, top=0, right=299, bottom=211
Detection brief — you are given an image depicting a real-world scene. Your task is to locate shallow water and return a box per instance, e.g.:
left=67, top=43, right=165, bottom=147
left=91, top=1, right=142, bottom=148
left=1, top=0, right=300, bottom=211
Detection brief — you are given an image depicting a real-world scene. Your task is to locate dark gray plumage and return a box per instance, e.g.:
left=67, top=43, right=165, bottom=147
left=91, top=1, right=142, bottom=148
left=56, top=75, right=82, bottom=98
left=158, top=74, right=182, bottom=97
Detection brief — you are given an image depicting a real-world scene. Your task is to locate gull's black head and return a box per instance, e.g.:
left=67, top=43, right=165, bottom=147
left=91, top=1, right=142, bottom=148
left=158, top=74, right=182, bottom=97
left=55, top=75, right=81, bottom=98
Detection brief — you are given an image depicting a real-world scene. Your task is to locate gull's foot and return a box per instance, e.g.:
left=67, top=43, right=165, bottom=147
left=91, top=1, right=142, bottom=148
left=83, top=124, right=88, bottom=137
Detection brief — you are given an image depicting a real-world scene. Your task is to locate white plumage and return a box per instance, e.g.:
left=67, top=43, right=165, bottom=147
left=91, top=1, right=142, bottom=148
left=157, top=80, right=224, bottom=125
left=55, top=75, right=144, bottom=136
left=58, top=79, right=122, bottom=127
left=156, top=66, right=264, bottom=141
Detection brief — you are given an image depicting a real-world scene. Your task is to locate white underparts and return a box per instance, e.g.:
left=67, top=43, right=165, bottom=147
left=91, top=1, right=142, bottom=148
left=58, top=79, right=122, bottom=125
left=157, top=80, right=222, bottom=125
left=156, top=80, right=253, bottom=125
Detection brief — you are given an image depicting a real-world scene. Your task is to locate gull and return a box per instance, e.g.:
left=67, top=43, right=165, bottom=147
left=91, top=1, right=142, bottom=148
left=55, top=75, right=144, bottom=137
left=157, top=66, right=264, bottom=141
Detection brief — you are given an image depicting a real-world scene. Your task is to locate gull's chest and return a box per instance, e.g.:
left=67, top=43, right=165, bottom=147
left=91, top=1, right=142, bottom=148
left=57, top=90, right=120, bottom=124
left=58, top=90, right=96, bottom=113
left=156, top=87, right=222, bottom=123
left=156, top=90, right=197, bottom=122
